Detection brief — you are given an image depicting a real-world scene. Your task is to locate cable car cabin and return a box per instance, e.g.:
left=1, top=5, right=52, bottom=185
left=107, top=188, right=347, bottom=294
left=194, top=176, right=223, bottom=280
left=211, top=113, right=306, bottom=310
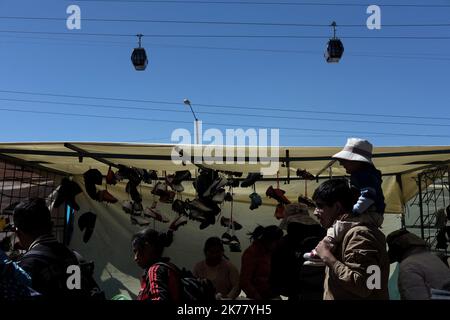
left=131, top=47, right=148, bottom=71
left=325, top=39, right=344, bottom=63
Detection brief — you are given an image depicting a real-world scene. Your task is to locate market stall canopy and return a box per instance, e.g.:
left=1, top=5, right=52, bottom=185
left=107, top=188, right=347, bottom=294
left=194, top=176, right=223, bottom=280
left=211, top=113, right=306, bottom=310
left=0, top=142, right=449, bottom=214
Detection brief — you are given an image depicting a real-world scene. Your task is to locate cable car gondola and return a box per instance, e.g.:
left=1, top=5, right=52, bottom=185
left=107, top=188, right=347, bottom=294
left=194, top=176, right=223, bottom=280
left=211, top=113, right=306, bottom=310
left=131, top=34, right=148, bottom=71
left=325, top=22, right=344, bottom=63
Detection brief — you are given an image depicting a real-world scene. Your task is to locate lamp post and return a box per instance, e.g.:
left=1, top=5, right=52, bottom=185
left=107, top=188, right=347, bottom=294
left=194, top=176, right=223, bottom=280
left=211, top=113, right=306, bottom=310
left=183, top=98, right=200, bottom=145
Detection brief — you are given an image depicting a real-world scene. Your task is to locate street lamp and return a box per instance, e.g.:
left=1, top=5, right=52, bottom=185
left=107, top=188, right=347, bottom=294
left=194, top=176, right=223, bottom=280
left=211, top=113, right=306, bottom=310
left=183, top=98, right=200, bottom=145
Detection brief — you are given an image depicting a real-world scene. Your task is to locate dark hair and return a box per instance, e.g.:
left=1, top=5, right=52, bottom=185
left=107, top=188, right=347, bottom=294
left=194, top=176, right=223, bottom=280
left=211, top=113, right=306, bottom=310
left=13, top=198, right=53, bottom=237
left=204, top=237, right=224, bottom=254
left=248, top=225, right=283, bottom=243
left=132, top=228, right=173, bottom=256
left=312, top=178, right=353, bottom=212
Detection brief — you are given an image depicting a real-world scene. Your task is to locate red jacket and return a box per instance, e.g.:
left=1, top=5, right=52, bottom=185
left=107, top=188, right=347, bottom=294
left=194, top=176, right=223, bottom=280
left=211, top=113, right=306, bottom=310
left=240, top=241, right=276, bottom=299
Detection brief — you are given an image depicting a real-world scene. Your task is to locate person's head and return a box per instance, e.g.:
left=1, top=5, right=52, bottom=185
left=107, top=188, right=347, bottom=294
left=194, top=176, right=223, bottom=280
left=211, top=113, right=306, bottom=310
left=332, top=138, right=374, bottom=174
left=131, top=228, right=173, bottom=269
left=386, top=229, right=428, bottom=263
left=312, top=179, right=353, bottom=228
left=248, top=225, right=283, bottom=251
left=13, top=198, right=53, bottom=248
left=203, top=237, right=224, bottom=267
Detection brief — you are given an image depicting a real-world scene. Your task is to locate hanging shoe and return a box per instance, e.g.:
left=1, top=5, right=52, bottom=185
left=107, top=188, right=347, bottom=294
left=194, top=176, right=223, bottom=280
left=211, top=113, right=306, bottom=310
left=212, top=189, right=226, bottom=203
left=224, top=192, right=233, bottom=202
left=126, top=181, right=142, bottom=204
left=142, top=169, right=158, bottom=184
left=122, top=200, right=133, bottom=214
left=106, top=167, right=117, bottom=185
left=144, top=207, right=170, bottom=223
left=187, top=198, right=213, bottom=212
left=203, top=177, right=228, bottom=197
left=200, top=212, right=216, bottom=230
left=97, top=190, right=118, bottom=204
left=274, top=203, right=285, bottom=220
left=296, top=168, right=315, bottom=180
left=130, top=215, right=151, bottom=227
left=229, top=236, right=241, bottom=252
left=159, top=190, right=176, bottom=204
left=266, top=186, right=291, bottom=205
left=189, top=208, right=206, bottom=222
left=172, top=199, right=188, bottom=216
left=166, top=175, right=185, bottom=192
left=221, top=232, right=232, bottom=244
left=220, top=216, right=242, bottom=231
left=240, top=173, right=263, bottom=188
left=78, top=211, right=97, bottom=243
left=169, top=215, right=188, bottom=231
left=249, top=192, right=262, bottom=210
left=172, top=170, right=192, bottom=185
left=152, top=181, right=167, bottom=196
left=54, top=178, right=82, bottom=210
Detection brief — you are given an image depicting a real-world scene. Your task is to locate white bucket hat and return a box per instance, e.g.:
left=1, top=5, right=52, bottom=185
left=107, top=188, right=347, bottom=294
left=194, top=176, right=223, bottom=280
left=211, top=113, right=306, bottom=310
left=332, top=138, right=373, bottom=164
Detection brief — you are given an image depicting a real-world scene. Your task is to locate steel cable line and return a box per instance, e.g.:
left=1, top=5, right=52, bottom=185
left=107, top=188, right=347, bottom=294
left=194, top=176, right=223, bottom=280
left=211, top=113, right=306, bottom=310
left=1, top=97, right=450, bottom=128
left=2, top=34, right=450, bottom=61
left=1, top=16, right=450, bottom=28
left=0, top=30, right=449, bottom=40
left=1, top=107, right=450, bottom=138
left=72, top=0, right=450, bottom=8
left=1, top=89, right=449, bottom=122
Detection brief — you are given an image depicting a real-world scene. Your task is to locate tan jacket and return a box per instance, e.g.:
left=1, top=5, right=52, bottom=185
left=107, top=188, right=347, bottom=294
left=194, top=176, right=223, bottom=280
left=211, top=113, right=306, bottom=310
left=324, top=224, right=390, bottom=300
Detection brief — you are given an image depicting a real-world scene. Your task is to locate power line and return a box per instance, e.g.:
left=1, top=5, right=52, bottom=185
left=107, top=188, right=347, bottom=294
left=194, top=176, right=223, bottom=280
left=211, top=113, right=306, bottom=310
left=1, top=89, right=449, bottom=122
left=2, top=34, right=450, bottom=61
left=1, top=107, right=449, bottom=138
left=1, top=16, right=450, bottom=28
left=2, top=97, right=450, bottom=129
left=1, top=30, right=449, bottom=40
left=72, top=1, right=450, bottom=8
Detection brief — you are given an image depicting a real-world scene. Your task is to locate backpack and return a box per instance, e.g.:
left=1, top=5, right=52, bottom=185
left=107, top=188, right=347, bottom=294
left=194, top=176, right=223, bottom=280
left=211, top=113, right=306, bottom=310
left=23, top=247, right=105, bottom=300
left=155, top=262, right=216, bottom=302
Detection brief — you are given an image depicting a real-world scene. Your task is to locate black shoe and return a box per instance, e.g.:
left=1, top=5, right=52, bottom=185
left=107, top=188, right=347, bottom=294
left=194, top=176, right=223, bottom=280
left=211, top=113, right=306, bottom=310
left=172, top=170, right=192, bottom=185
left=78, top=211, right=97, bottom=243
left=221, top=232, right=232, bottom=244
left=240, top=173, right=263, bottom=188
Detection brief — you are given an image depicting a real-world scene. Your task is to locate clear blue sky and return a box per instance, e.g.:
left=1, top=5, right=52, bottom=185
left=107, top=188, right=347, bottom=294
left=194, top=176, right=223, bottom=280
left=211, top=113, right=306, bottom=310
left=0, top=0, right=449, bottom=147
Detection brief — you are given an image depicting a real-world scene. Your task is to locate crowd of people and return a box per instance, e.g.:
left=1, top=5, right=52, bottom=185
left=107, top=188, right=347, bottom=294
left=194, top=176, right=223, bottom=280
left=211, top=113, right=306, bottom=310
left=1, top=138, right=450, bottom=301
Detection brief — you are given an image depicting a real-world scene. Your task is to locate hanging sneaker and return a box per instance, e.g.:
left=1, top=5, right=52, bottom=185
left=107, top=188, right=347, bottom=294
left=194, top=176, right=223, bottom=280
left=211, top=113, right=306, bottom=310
left=159, top=190, right=175, bottom=204
left=187, top=198, right=213, bottom=212
left=200, top=213, right=216, bottom=230
left=97, top=190, right=118, bottom=204
left=203, top=177, right=228, bottom=197
left=106, top=167, right=117, bottom=185
left=189, top=208, right=206, bottom=222
left=240, top=172, right=263, bottom=188
left=166, top=175, right=185, bottom=192
left=130, top=215, right=151, bottom=227
left=172, top=199, right=188, bottom=216
left=221, top=232, right=232, bottom=244
left=142, top=169, right=158, bottom=184
left=224, top=192, right=233, bottom=202
left=152, top=181, right=167, bottom=196
left=220, top=216, right=242, bottom=231
left=266, top=186, right=291, bottom=205
left=169, top=215, right=188, bottom=231
left=249, top=192, right=262, bottom=210
left=122, top=200, right=133, bottom=214
left=172, top=170, right=192, bottom=185
left=212, top=189, right=226, bottom=203
left=296, top=168, right=315, bottom=180
left=229, top=236, right=241, bottom=252
left=274, top=203, right=285, bottom=220
left=144, top=207, right=170, bottom=223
